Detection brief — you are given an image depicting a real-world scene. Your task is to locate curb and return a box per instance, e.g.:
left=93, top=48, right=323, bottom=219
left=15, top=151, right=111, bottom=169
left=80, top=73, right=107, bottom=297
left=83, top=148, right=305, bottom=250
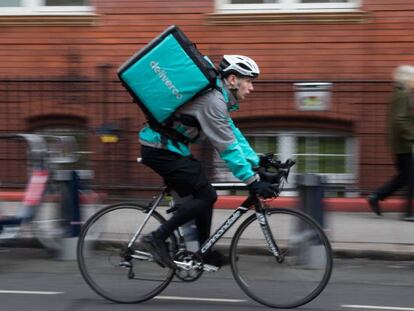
left=333, top=249, right=414, bottom=261
left=2, top=238, right=414, bottom=261
left=331, top=242, right=414, bottom=261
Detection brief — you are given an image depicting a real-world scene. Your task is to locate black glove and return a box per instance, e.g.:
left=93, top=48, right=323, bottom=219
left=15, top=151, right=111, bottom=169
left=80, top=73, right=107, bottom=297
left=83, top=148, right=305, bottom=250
left=259, top=153, right=281, bottom=169
left=259, top=154, right=272, bottom=168
left=248, top=180, right=275, bottom=199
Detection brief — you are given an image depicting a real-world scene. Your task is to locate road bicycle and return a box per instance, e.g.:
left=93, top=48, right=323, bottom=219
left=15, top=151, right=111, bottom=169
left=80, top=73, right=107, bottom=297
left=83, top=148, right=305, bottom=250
left=77, top=155, right=333, bottom=308
left=0, top=134, right=101, bottom=252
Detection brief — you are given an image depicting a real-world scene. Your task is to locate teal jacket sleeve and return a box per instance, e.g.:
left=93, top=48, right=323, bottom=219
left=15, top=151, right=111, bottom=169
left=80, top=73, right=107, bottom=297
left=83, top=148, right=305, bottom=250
left=219, top=140, right=258, bottom=183
left=227, top=118, right=260, bottom=167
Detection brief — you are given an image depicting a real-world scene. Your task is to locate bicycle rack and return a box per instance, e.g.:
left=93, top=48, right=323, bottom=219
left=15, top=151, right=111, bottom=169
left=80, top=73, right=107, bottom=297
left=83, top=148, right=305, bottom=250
left=0, top=133, right=92, bottom=259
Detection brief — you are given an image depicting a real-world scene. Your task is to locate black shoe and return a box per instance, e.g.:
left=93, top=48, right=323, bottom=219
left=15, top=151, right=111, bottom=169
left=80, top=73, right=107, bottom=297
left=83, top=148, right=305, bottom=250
left=367, top=194, right=381, bottom=216
left=139, top=233, right=177, bottom=269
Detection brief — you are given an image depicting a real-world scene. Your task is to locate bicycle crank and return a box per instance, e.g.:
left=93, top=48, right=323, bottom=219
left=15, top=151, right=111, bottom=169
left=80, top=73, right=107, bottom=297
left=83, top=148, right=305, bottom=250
left=174, top=250, right=204, bottom=282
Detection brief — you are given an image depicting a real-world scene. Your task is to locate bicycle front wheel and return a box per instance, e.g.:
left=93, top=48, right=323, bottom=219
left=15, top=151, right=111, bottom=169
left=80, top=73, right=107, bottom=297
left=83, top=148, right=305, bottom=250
left=77, top=203, right=177, bottom=303
left=230, top=208, right=332, bottom=308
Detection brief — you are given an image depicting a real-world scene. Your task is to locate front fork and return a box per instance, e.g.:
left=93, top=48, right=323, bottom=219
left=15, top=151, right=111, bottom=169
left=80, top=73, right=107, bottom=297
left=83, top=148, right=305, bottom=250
left=255, top=203, right=284, bottom=263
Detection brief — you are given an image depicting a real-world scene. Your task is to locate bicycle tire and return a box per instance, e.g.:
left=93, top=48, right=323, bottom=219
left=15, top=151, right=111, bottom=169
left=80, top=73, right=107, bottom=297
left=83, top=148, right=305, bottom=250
left=77, top=202, right=177, bottom=303
left=230, top=208, right=332, bottom=308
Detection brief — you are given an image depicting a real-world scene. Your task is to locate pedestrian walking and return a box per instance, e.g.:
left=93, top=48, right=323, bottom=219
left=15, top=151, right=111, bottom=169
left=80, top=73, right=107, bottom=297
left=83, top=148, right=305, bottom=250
left=367, top=65, right=414, bottom=221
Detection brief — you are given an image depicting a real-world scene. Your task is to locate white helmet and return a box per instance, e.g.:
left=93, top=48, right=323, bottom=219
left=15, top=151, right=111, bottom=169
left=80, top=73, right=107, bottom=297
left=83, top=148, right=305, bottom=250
left=219, top=55, right=260, bottom=78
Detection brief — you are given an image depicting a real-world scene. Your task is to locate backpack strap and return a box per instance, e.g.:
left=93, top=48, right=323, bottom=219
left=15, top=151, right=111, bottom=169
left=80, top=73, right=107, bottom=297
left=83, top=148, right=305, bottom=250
left=148, top=119, right=190, bottom=145
left=173, top=113, right=201, bottom=143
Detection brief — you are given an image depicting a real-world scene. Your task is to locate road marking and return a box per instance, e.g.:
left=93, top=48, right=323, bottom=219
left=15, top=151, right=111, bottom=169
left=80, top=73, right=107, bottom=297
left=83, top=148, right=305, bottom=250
left=0, top=290, right=63, bottom=295
left=342, top=305, right=414, bottom=311
left=154, top=295, right=247, bottom=303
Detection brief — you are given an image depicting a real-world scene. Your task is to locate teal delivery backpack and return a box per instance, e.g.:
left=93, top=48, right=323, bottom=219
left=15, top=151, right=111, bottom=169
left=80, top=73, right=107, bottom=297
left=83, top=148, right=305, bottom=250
left=118, top=25, right=217, bottom=143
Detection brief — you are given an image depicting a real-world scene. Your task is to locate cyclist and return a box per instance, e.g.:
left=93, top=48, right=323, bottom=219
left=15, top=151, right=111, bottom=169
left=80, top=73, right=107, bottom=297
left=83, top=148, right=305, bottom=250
left=139, top=55, right=275, bottom=269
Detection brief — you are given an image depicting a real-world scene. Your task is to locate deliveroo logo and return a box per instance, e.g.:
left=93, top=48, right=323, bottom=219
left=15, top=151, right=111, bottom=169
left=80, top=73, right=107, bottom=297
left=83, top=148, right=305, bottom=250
left=150, top=61, right=183, bottom=100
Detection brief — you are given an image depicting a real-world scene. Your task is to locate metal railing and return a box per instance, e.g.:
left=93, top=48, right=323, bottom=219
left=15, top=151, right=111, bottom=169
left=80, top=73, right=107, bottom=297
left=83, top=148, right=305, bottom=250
left=0, top=73, right=394, bottom=197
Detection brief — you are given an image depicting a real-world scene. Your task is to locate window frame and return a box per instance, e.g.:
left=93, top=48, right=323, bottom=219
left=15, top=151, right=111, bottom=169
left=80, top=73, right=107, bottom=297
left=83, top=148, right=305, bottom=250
left=0, top=0, right=94, bottom=16
left=215, top=0, right=361, bottom=13
left=210, top=130, right=358, bottom=191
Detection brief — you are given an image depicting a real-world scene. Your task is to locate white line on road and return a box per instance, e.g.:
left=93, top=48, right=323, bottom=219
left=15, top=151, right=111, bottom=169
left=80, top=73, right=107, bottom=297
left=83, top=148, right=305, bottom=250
left=154, top=295, right=247, bottom=303
left=342, top=305, right=414, bottom=311
left=0, top=290, right=63, bottom=295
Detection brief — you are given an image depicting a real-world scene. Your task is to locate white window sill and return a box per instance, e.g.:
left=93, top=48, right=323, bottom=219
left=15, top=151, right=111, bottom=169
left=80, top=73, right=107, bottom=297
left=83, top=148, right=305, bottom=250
left=0, top=13, right=99, bottom=26
left=206, top=10, right=370, bottom=24
left=0, top=5, right=94, bottom=14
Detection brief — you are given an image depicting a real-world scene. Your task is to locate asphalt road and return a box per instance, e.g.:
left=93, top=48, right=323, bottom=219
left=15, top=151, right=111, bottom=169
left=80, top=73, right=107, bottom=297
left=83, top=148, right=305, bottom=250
left=1, top=248, right=414, bottom=311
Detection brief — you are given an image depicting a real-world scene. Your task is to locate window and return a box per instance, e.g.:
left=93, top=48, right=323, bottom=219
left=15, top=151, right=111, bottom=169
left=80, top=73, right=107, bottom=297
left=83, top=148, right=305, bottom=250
left=248, top=135, right=278, bottom=155
left=1, top=0, right=20, bottom=7
left=216, top=0, right=360, bottom=13
left=210, top=131, right=357, bottom=195
left=0, top=0, right=93, bottom=15
left=297, top=137, right=347, bottom=174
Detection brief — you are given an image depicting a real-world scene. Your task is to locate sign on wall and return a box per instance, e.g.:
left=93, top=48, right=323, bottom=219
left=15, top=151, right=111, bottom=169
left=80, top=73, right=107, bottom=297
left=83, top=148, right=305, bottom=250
left=294, top=82, right=332, bottom=111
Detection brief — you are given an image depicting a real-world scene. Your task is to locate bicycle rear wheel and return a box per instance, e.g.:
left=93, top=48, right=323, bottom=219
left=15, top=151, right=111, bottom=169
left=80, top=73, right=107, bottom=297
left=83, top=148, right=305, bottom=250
left=230, top=208, right=332, bottom=308
left=77, top=202, right=177, bottom=303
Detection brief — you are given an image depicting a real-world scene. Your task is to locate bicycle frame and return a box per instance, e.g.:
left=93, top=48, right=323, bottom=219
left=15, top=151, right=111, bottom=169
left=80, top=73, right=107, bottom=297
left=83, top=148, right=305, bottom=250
left=126, top=187, right=282, bottom=264
left=127, top=187, right=167, bottom=249
left=198, top=194, right=280, bottom=258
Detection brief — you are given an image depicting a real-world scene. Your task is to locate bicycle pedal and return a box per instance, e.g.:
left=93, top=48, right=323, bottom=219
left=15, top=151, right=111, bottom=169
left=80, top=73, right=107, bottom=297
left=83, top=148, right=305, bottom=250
left=203, top=264, right=219, bottom=272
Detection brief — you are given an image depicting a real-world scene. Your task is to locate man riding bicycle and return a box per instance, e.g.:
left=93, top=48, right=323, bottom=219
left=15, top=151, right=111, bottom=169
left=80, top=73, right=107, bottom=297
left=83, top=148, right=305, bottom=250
left=139, top=55, right=275, bottom=269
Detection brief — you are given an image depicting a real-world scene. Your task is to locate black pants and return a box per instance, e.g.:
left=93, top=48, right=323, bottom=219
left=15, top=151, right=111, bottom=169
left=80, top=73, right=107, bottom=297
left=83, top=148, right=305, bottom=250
left=141, top=145, right=217, bottom=244
left=375, top=153, right=414, bottom=216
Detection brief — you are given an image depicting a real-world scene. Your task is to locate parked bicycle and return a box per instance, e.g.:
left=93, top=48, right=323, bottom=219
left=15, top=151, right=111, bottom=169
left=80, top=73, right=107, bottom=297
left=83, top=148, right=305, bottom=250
left=0, top=134, right=101, bottom=253
left=77, top=154, right=332, bottom=308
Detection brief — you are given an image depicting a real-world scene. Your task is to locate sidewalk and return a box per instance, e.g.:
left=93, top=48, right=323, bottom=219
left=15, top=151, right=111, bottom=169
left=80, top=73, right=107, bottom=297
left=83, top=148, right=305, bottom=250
left=325, top=211, right=414, bottom=259
left=211, top=195, right=414, bottom=260
left=211, top=207, right=414, bottom=260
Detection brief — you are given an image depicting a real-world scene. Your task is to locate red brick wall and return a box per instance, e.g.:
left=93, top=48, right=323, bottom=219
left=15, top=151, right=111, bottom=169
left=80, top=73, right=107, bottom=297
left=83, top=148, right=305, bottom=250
left=1, top=0, right=414, bottom=193
left=4, top=0, right=414, bottom=79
